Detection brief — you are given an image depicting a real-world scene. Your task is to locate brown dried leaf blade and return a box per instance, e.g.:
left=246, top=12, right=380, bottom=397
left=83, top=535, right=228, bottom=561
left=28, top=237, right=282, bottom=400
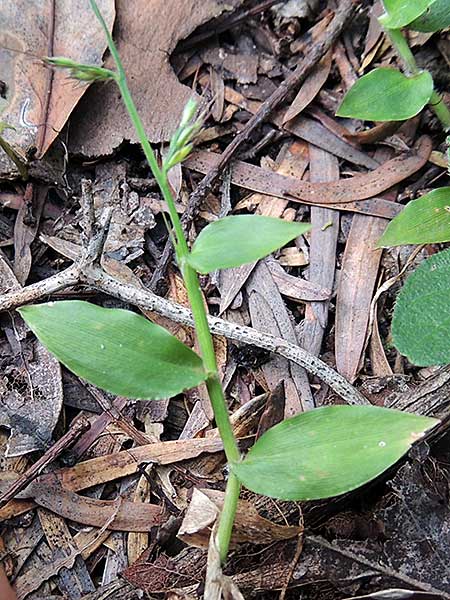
left=0, top=0, right=115, bottom=175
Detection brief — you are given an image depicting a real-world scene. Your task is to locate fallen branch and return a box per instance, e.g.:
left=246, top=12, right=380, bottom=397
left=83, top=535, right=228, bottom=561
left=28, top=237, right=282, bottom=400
left=0, top=261, right=367, bottom=406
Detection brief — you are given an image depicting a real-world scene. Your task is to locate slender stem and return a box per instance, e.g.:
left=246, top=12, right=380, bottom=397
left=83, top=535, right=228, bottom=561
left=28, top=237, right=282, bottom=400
left=386, top=28, right=450, bottom=131
left=429, top=91, right=450, bottom=131
left=386, top=28, right=418, bottom=75
left=182, top=265, right=240, bottom=463
left=91, top=0, right=241, bottom=562
left=216, top=472, right=241, bottom=563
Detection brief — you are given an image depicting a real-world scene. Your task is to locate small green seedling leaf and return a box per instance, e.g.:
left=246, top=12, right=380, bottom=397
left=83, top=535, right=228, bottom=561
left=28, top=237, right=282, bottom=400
left=392, top=248, right=450, bottom=366
left=231, top=405, right=438, bottom=501
left=378, top=188, right=450, bottom=247
left=336, top=68, right=433, bottom=122
left=379, top=0, right=436, bottom=29
left=18, top=300, right=206, bottom=399
left=187, top=215, right=311, bottom=274
left=409, top=0, right=450, bottom=31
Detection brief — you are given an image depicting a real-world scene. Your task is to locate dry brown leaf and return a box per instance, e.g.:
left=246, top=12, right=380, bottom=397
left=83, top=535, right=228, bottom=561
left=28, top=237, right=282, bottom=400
left=362, top=0, right=384, bottom=64
left=127, top=474, right=151, bottom=564
left=344, top=121, right=402, bottom=145
left=0, top=0, right=115, bottom=176
left=186, top=136, right=431, bottom=208
left=267, top=257, right=331, bottom=303
left=335, top=216, right=386, bottom=383
left=13, top=184, right=46, bottom=285
left=247, top=260, right=314, bottom=415
left=185, top=154, right=399, bottom=218
left=300, top=146, right=339, bottom=362
left=369, top=311, right=393, bottom=377
left=283, top=50, right=332, bottom=123
left=69, top=0, right=243, bottom=156
left=31, top=480, right=165, bottom=531
left=335, top=146, right=396, bottom=383
left=178, top=488, right=302, bottom=548
left=290, top=12, right=334, bottom=54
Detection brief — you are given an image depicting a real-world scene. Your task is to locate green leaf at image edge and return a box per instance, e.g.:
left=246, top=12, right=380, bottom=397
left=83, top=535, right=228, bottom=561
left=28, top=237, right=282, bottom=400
left=187, top=215, right=311, bottom=274
left=409, top=0, right=450, bottom=32
left=19, top=300, right=206, bottom=399
left=379, top=0, right=436, bottom=29
left=231, top=405, right=438, bottom=501
left=392, top=248, right=450, bottom=366
left=336, top=68, right=434, bottom=122
left=378, top=187, right=450, bottom=247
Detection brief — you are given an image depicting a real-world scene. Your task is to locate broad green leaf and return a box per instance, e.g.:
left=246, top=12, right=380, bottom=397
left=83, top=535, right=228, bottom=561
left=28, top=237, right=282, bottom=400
left=18, top=300, right=206, bottom=399
left=231, top=405, right=438, bottom=501
left=187, top=215, right=311, bottom=274
left=378, top=188, right=450, bottom=247
left=379, top=0, right=436, bottom=29
left=392, top=249, right=450, bottom=366
left=336, top=68, right=433, bottom=121
left=409, top=0, right=450, bottom=32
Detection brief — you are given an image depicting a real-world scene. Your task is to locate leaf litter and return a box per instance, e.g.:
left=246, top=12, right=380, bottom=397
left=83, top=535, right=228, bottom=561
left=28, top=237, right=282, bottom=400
left=0, top=0, right=450, bottom=598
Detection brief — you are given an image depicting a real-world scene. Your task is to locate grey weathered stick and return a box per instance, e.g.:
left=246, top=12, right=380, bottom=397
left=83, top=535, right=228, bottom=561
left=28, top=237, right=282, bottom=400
left=149, top=0, right=359, bottom=289
left=0, top=264, right=80, bottom=311
left=0, top=261, right=367, bottom=405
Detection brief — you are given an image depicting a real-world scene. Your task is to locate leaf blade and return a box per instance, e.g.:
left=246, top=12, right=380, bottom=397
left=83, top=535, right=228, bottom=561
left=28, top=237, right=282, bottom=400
left=19, top=300, right=206, bottom=399
left=378, top=188, right=450, bottom=247
left=379, top=0, right=436, bottom=28
left=392, top=249, right=450, bottom=366
left=231, top=405, right=438, bottom=501
left=188, top=215, right=311, bottom=274
left=336, top=68, right=433, bottom=122
left=409, top=0, right=450, bottom=32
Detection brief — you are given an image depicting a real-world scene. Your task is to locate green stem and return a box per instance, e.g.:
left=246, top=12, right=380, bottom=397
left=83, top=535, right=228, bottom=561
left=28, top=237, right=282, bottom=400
left=216, top=472, right=241, bottom=563
left=386, top=28, right=418, bottom=75
left=429, top=91, right=450, bottom=131
left=181, top=265, right=240, bottom=463
left=91, top=0, right=241, bottom=562
left=386, top=28, right=450, bottom=131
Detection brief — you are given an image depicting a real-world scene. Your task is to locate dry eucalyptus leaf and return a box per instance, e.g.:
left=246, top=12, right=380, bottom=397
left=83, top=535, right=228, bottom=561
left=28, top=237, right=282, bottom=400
left=70, top=0, right=244, bottom=156
left=178, top=488, right=302, bottom=548
left=0, top=0, right=115, bottom=177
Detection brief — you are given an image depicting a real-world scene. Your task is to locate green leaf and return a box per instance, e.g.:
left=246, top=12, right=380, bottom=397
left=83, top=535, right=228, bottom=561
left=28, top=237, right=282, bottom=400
left=231, top=405, right=438, bottom=501
left=187, top=215, right=311, bottom=274
left=378, top=188, right=450, bottom=247
left=392, top=249, right=450, bottom=366
left=336, top=68, right=433, bottom=122
left=18, top=300, right=206, bottom=399
left=409, top=0, right=450, bottom=32
left=379, top=0, right=436, bottom=29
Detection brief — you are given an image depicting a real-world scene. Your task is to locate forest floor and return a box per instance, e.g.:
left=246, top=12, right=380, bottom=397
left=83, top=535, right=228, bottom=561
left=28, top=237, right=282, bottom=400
left=0, top=0, right=449, bottom=598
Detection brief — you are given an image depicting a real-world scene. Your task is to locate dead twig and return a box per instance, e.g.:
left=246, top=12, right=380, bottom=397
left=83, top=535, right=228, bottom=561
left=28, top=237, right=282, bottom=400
left=0, top=261, right=367, bottom=405
left=0, top=416, right=90, bottom=509
left=149, top=0, right=360, bottom=290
